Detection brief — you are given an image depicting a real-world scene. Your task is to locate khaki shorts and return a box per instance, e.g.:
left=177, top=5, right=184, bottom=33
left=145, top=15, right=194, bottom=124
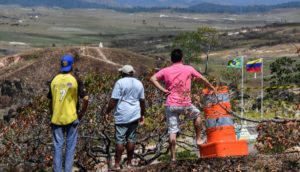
left=165, top=105, right=200, bottom=134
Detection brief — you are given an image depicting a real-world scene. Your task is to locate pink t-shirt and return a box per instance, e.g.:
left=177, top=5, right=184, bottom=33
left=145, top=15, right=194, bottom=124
left=155, top=62, right=202, bottom=106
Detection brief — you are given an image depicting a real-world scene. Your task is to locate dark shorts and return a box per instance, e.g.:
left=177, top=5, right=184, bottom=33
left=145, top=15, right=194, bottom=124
left=115, top=120, right=138, bottom=145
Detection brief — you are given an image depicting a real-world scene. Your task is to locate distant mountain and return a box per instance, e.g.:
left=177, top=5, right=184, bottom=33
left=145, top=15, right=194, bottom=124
left=1, top=0, right=299, bottom=8
left=0, top=0, right=299, bottom=14
left=185, top=1, right=300, bottom=13
left=0, top=0, right=104, bottom=8
left=114, top=0, right=202, bottom=7
left=114, top=1, right=300, bottom=13
left=85, top=0, right=300, bottom=7
left=201, top=0, right=300, bottom=6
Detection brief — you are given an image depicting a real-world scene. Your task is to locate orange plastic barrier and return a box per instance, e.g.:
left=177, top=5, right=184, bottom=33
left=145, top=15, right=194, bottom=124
left=206, top=126, right=236, bottom=143
left=199, top=86, right=248, bottom=158
left=204, top=103, right=232, bottom=118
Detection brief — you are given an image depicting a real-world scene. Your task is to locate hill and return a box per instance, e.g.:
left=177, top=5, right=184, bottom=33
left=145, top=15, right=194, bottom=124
left=0, top=47, right=154, bottom=109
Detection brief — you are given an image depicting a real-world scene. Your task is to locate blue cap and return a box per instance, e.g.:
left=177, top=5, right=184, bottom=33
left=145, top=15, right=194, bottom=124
left=60, top=55, right=74, bottom=72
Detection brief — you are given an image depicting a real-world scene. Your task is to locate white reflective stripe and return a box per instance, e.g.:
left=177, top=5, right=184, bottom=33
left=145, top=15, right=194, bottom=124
left=203, top=93, right=230, bottom=105
left=205, top=117, right=234, bottom=129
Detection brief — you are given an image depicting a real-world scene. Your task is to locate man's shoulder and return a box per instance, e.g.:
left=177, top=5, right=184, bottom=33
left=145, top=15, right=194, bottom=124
left=183, top=64, right=194, bottom=69
left=52, top=73, right=78, bottom=83
left=157, top=66, right=173, bottom=73
left=161, top=64, right=195, bottom=71
left=119, top=77, right=144, bottom=88
left=182, top=65, right=199, bottom=73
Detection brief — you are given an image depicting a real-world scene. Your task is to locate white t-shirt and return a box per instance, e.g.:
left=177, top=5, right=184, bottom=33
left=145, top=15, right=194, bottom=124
left=111, top=77, right=145, bottom=124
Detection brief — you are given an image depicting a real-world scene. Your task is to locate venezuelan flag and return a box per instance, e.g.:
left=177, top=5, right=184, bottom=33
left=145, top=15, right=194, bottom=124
left=246, top=58, right=263, bottom=72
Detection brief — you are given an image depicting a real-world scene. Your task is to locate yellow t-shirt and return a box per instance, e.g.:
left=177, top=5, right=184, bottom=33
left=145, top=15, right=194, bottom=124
left=50, top=73, right=78, bottom=125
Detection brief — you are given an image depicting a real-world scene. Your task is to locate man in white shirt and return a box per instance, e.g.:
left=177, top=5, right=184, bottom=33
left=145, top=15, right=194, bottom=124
left=105, top=65, right=145, bottom=169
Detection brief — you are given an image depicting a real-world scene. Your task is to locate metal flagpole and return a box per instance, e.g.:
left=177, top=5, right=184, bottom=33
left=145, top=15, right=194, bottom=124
left=241, top=56, right=244, bottom=120
left=261, top=59, right=264, bottom=118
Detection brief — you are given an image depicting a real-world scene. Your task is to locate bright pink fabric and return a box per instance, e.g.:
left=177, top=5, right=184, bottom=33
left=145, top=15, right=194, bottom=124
left=155, top=62, right=202, bottom=106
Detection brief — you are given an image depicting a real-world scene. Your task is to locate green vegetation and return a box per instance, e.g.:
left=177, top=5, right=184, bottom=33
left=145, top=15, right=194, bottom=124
left=269, top=57, right=300, bottom=86
left=172, top=26, right=219, bottom=69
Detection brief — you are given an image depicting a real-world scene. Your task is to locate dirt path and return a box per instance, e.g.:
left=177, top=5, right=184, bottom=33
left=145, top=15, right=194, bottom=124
left=0, top=60, right=36, bottom=80
left=80, top=47, right=121, bottom=67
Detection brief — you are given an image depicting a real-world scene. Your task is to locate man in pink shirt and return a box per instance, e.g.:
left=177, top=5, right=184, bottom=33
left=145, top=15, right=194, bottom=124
left=150, top=49, right=215, bottom=161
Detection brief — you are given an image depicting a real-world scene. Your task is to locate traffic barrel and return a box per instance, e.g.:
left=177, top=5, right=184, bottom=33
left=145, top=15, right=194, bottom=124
left=199, top=86, right=248, bottom=158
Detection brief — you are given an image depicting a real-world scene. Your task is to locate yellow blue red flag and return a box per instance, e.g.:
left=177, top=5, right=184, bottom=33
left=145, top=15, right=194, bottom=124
left=246, top=58, right=263, bottom=73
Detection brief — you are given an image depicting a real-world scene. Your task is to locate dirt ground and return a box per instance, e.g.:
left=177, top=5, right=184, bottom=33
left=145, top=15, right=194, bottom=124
left=122, top=153, right=300, bottom=172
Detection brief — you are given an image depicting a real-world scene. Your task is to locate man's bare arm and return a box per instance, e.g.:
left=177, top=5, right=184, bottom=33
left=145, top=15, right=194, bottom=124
left=78, top=96, right=89, bottom=120
left=105, top=98, right=118, bottom=114
left=105, top=98, right=118, bottom=122
left=196, top=76, right=216, bottom=91
left=150, top=75, right=170, bottom=94
left=49, top=101, right=53, bottom=115
left=139, top=99, right=145, bottom=125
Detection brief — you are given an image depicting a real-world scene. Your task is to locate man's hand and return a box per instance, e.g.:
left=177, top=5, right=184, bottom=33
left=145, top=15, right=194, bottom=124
left=139, top=116, right=145, bottom=125
left=210, top=86, right=218, bottom=94
left=164, top=89, right=171, bottom=95
left=105, top=114, right=110, bottom=123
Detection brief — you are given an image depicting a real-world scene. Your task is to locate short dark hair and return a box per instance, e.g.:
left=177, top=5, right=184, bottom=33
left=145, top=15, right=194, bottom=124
left=171, top=49, right=183, bottom=63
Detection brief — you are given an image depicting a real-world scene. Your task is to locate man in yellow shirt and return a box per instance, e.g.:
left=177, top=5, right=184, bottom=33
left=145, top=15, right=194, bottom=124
left=48, top=54, right=88, bottom=172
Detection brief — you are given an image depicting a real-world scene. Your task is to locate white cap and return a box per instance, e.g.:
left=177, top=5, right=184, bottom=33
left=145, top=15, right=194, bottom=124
left=118, top=65, right=135, bottom=74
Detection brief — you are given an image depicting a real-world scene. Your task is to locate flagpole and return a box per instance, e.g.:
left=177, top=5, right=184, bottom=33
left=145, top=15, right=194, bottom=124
left=261, top=59, right=264, bottom=118
left=241, top=56, right=244, bottom=122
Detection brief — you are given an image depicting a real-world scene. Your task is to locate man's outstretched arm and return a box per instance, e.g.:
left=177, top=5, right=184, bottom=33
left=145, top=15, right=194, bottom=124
left=196, top=76, right=216, bottom=91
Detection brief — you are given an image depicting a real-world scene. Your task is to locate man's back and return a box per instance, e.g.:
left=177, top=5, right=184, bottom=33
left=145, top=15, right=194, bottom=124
left=50, top=73, right=78, bottom=125
left=155, top=63, right=202, bottom=106
left=111, top=77, right=144, bottom=124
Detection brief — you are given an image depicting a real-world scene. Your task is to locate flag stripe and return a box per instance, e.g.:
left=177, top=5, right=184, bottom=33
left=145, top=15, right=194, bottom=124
left=246, top=67, right=261, bottom=72
left=246, top=63, right=262, bottom=68
left=246, top=58, right=263, bottom=65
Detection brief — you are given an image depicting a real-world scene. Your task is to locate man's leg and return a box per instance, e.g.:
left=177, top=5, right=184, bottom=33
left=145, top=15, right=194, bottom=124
left=126, top=142, right=135, bottom=166
left=115, top=124, right=126, bottom=169
left=115, top=144, right=124, bottom=168
left=52, top=124, right=64, bottom=172
left=169, top=133, right=177, bottom=161
left=65, top=120, right=79, bottom=172
left=125, top=120, right=138, bottom=166
left=194, top=116, right=203, bottom=145
left=165, top=106, right=180, bottom=161
left=188, top=105, right=202, bottom=145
